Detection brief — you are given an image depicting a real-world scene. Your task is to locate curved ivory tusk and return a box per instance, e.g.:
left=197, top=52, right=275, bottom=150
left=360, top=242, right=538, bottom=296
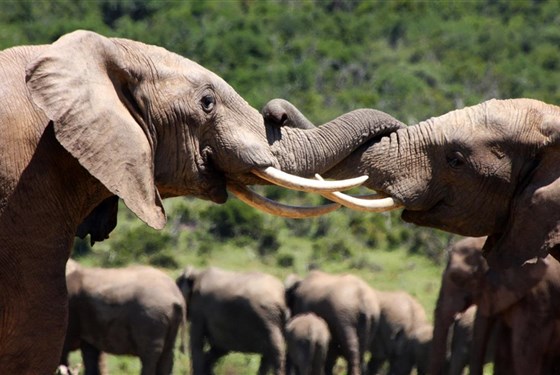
left=314, top=174, right=402, bottom=212
left=252, top=166, right=368, bottom=193
left=227, top=182, right=341, bottom=219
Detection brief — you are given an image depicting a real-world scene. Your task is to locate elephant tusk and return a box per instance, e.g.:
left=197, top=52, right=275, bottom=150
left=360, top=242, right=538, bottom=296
left=314, top=174, right=402, bottom=212
left=226, top=182, right=341, bottom=218
left=252, top=166, right=368, bottom=193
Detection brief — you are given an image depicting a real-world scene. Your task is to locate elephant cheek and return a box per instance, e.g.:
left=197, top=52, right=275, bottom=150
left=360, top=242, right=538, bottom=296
left=154, top=151, right=228, bottom=203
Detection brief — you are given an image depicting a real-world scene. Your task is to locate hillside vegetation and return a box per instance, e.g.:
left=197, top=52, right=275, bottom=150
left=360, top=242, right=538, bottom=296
left=2, top=1, right=557, bottom=373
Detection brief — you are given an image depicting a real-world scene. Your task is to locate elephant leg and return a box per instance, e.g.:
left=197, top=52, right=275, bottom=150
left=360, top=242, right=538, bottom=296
left=285, top=353, right=294, bottom=375
left=357, top=316, right=374, bottom=374
left=312, top=343, right=328, bottom=375
left=387, top=339, right=413, bottom=375
left=155, top=322, right=181, bottom=375
left=366, top=352, right=385, bottom=375
left=139, top=352, right=159, bottom=375
left=81, top=341, right=102, bottom=375
left=493, top=324, right=513, bottom=375
left=511, top=316, right=551, bottom=375
left=204, top=347, right=228, bottom=375
left=339, top=327, right=361, bottom=375
left=190, top=319, right=207, bottom=375
left=366, top=340, right=386, bottom=375
left=264, top=325, right=286, bottom=375
left=258, top=356, right=272, bottom=375
left=324, top=344, right=339, bottom=375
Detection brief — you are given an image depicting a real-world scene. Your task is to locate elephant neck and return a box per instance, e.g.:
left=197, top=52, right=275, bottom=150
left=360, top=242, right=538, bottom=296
left=0, top=123, right=113, bottom=260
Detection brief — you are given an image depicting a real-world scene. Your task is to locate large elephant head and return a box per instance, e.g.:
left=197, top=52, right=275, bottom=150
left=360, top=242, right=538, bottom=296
left=264, top=98, right=560, bottom=268
left=25, top=31, right=405, bottom=240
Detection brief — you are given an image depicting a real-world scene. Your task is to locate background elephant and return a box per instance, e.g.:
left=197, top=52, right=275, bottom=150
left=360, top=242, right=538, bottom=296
left=430, top=237, right=560, bottom=375
left=61, top=259, right=185, bottom=375
left=409, top=323, right=433, bottom=375
left=367, top=290, right=429, bottom=375
left=176, top=266, right=288, bottom=375
left=446, top=305, right=496, bottom=375
left=262, top=98, right=560, bottom=267
left=285, top=312, right=331, bottom=375
left=0, top=30, right=404, bottom=372
left=285, top=271, right=381, bottom=375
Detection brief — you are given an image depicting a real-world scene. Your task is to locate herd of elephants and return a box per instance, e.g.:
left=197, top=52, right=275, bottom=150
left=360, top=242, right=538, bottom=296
left=1, top=29, right=560, bottom=374
left=58, top=236, right=560, bottom=375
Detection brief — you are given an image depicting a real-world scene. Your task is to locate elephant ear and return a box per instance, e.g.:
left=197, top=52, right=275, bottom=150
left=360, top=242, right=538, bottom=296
left=26, top=30, right=165, bottom=230
left=484, top=116, right=560, bottom=269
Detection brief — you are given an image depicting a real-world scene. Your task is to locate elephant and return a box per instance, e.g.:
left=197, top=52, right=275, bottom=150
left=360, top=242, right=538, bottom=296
left=367, top=290, right=429, bottom=375
left=284, top=271, right=381, bottom=375
left=446, top=305, right=496, bottom=375
left=61, top=259, right=186, bottom=375
left=285, top=312, right=331, bottom=375
left=261, top=98, right=560, bottom=268
left=409, top=323, right=432, bottom=375
left=0, top=31, right=405, bottom=372
left=176, top=266, right=288, bottom=375
left=430, top=237, right=560, bottom=375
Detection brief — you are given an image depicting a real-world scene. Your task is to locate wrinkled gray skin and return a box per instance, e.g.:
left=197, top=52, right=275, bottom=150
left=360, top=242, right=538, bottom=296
left=285, top=313, right=331, bottom=375
left=447, top=305, right=496, bottom=375
left=367, top=290, right=429, bottom=375
left=176, top=266, right=288, bottom=375
left=262, top=98, right=560, bottom=269
left=431, top=237, right=560, bottom=375
left=61, top=260, right=185, bottom=375
left=0, top=32, right=404, bottom=373
left=285, top=271, right=380, bottom=375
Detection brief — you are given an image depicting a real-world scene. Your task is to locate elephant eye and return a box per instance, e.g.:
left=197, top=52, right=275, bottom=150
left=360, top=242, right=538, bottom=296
left=200, top=94, right=215, bottom=113
left=446, top=151, right=465, bottom=169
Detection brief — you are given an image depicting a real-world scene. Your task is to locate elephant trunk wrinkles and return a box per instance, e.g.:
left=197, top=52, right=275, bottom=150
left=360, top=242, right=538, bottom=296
left=270, top=109, right=405, bottom=178
left=326, top=119, right=437, bottom=200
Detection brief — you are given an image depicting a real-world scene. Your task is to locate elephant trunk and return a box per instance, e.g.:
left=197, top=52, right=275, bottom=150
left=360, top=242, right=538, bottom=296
left=430, top=277, right=474, bottom=375
left=270, top=109, right=405, bottom=178
left=325, top=118, right=439, bottom=207
left=430, top=302, right=457, bottom=375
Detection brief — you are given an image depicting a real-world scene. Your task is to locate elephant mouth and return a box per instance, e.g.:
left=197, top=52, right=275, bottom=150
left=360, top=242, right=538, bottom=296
left=203, top=147, right=402, bottom=218
left=401, top=199, right=482, bottom=236
left=223, top=168, right=404, bottom=218
left=400, top=199, right=450, bottom=229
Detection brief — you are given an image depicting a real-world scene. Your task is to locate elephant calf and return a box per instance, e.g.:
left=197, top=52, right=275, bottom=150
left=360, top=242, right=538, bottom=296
left=446, top=305, right=497, bottom=375
left=285, top=271, right=381, bottom=375
left=176, top=266, right=288, bottom=375
left=285, top=313, right=331, bottom=375
left=61, top=259, right=186, bottom=375
left=410, top=323, right=433, bottom=375
left=368, top=290, right=430, bottom=375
